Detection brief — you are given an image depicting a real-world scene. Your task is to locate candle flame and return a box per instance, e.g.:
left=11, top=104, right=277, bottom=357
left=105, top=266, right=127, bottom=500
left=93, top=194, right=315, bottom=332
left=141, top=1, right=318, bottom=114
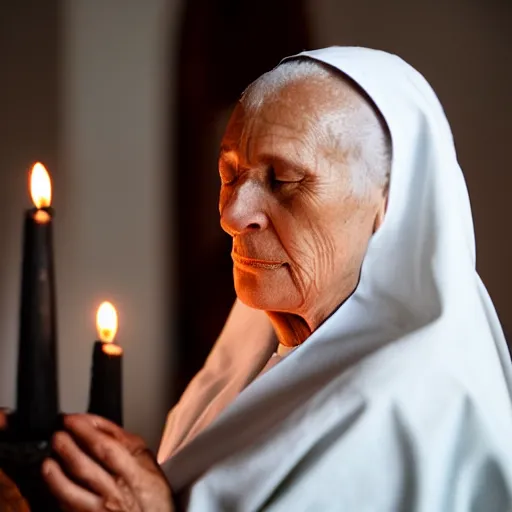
left=96, top=301, right=118, bottom=343
left=30, top=162, right=52, bottom=209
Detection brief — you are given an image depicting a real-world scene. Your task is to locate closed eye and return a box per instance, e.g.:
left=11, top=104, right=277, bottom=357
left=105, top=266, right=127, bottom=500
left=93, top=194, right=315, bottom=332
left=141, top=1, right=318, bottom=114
left=269, top=166, right=304, bottom=189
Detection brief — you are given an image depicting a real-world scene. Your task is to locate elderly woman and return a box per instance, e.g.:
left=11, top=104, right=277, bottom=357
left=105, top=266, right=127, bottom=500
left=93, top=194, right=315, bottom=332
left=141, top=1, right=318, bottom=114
left=7, top=47, right=511, bottom=511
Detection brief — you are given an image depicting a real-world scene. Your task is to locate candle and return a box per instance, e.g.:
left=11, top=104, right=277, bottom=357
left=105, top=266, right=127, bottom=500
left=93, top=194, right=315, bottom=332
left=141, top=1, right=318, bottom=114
left=16, top=163, right=59, bottom=438
left=88, top=301, right=123, bottom=426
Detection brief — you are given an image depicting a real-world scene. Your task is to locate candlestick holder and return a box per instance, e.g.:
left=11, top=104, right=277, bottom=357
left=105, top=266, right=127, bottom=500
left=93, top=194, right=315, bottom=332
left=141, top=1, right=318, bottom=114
left=0, top=413, right=63, bottom=511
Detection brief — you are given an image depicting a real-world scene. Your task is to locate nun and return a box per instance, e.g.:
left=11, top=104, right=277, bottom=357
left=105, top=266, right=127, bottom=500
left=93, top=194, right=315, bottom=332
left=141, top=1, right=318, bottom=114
left=37, top=47, right=512, bottom=511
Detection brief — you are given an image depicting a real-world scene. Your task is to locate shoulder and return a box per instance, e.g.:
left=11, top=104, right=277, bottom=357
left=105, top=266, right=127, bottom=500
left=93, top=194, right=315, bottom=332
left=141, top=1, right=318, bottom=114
left=264, top=361, right=512, bottom=512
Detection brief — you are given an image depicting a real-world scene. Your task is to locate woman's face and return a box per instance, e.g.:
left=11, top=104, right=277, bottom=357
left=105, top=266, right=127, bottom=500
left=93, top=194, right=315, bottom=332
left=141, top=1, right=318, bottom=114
left=219, top=79, right=386, bottom=325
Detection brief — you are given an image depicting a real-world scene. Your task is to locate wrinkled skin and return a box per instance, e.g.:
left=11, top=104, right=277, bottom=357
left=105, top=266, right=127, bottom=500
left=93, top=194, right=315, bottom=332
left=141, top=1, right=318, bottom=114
left=0, top=411, right=173, bottom=512
left=219, top=77, right=388, bottom=346
left=40, top=414, right=174, bottom=512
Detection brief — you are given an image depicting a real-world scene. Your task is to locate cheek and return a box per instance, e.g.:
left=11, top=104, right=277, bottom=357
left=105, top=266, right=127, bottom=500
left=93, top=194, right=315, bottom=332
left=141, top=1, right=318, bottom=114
left=273, top=204, right=338, bottom=285
left=329, top=206, right=376, bottom=270
left=276, top=197, right=372, bottom=282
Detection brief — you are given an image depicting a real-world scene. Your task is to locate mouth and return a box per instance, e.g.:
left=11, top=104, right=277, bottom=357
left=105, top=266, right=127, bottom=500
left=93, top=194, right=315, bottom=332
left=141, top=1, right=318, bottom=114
left=231, top=251, right=285, bottom=270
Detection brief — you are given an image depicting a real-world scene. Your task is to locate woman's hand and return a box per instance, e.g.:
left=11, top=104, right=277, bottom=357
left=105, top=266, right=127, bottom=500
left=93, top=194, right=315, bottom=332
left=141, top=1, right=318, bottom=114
left=42, top=414, right=174, bottom=512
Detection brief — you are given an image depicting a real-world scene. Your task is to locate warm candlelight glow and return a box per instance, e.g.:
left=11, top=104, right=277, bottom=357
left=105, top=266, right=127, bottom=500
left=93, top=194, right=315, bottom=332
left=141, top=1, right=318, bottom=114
left=102, top=343, right=123, bottom=356
left=96, top=301, right=118, bottom=343
left=30, top=162, right=52, bottom=209
left=33, top=210, right=51, bottom=224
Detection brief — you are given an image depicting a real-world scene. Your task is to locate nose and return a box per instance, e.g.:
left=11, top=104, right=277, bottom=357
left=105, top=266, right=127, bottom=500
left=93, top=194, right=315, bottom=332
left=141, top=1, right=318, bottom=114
left=220, top=178, right=269, bottom=236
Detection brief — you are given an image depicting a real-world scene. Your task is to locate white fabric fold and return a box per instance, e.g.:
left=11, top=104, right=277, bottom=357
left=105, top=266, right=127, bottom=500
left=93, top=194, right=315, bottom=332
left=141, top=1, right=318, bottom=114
left=158, top=46, right=512, bottom=511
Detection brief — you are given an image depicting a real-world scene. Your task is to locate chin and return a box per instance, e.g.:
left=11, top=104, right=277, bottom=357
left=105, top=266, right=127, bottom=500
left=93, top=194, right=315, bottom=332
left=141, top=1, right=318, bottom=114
left=234, top=267, right=298, bottom=312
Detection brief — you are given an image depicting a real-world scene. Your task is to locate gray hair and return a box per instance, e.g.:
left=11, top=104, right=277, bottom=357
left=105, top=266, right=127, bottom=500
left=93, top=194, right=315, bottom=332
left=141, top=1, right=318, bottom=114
left=240, top=59, right=392, bottom=196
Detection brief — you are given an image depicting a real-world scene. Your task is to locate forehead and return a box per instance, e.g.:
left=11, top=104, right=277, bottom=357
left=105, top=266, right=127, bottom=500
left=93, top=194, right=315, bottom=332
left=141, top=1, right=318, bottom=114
left=220, top=80, right=342, bottom=164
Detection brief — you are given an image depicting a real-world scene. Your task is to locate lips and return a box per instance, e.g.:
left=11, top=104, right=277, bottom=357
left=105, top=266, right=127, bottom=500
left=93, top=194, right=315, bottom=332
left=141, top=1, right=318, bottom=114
left=231, top=251, right=284, bottom=270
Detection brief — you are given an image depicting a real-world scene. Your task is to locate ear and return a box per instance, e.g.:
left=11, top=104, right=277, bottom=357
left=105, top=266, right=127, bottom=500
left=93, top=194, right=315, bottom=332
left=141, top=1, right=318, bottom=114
left=372, top=192, right=388, bottom=233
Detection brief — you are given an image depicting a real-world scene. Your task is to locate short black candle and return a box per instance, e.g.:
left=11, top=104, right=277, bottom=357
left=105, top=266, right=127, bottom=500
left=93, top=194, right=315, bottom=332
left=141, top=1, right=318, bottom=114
left=88, top=341, right=123, bottom=426
left=88, top=302, right=123, bottom=426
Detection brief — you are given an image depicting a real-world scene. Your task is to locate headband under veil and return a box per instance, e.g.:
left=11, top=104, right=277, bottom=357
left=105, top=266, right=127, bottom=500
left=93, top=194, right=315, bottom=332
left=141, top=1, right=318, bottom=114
left=158, top=47, right=512, bottom=508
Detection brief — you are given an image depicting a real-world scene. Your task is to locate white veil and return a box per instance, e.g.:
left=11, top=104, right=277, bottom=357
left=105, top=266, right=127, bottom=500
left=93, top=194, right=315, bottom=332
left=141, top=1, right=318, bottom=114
left=159, top=47, right=512, bottom=511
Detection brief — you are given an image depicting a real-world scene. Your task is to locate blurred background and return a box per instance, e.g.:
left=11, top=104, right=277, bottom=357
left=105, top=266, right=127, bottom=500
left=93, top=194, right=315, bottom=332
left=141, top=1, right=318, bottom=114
left=0, top=0, right=510, bottom=450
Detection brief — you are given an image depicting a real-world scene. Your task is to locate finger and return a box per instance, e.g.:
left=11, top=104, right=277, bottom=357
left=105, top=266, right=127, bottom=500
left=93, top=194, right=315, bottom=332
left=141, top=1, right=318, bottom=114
left=63, top=416, right=173, bottom=509
left=63, top=415, right=143, bottom=485
left=85, top=416, right=159, bottom=471
left=42, top=458, right=102, bottom=512
left=65, top=414, right=146, bottom=454
left=65, top=414, right=123, bottom=437
left=52, top=430, right=124, bottom=502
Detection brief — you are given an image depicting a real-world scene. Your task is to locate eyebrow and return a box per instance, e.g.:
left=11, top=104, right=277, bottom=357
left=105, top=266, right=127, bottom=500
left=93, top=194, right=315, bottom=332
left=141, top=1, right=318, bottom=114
left=259, top=153, right=310, bottom=176
left=219, top=147, right=237, bottom=160
left=219, top=148, right=310, bottom=176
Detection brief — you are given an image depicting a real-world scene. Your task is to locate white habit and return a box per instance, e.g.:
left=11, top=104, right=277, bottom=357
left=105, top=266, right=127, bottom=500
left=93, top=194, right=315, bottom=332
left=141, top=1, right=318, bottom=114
left=158, top=47, right=512, bottom=511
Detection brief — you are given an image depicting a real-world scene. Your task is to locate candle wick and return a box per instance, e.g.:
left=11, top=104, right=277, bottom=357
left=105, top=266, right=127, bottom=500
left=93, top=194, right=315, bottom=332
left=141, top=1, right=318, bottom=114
left=33, top=210, right=51, bottom=224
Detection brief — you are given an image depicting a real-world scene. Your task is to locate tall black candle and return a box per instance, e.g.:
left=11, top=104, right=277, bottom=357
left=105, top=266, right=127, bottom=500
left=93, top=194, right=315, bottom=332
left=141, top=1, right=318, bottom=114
left=88, top=301, right=123, bottom=426
left=16, top=163, right=59, bottom=439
